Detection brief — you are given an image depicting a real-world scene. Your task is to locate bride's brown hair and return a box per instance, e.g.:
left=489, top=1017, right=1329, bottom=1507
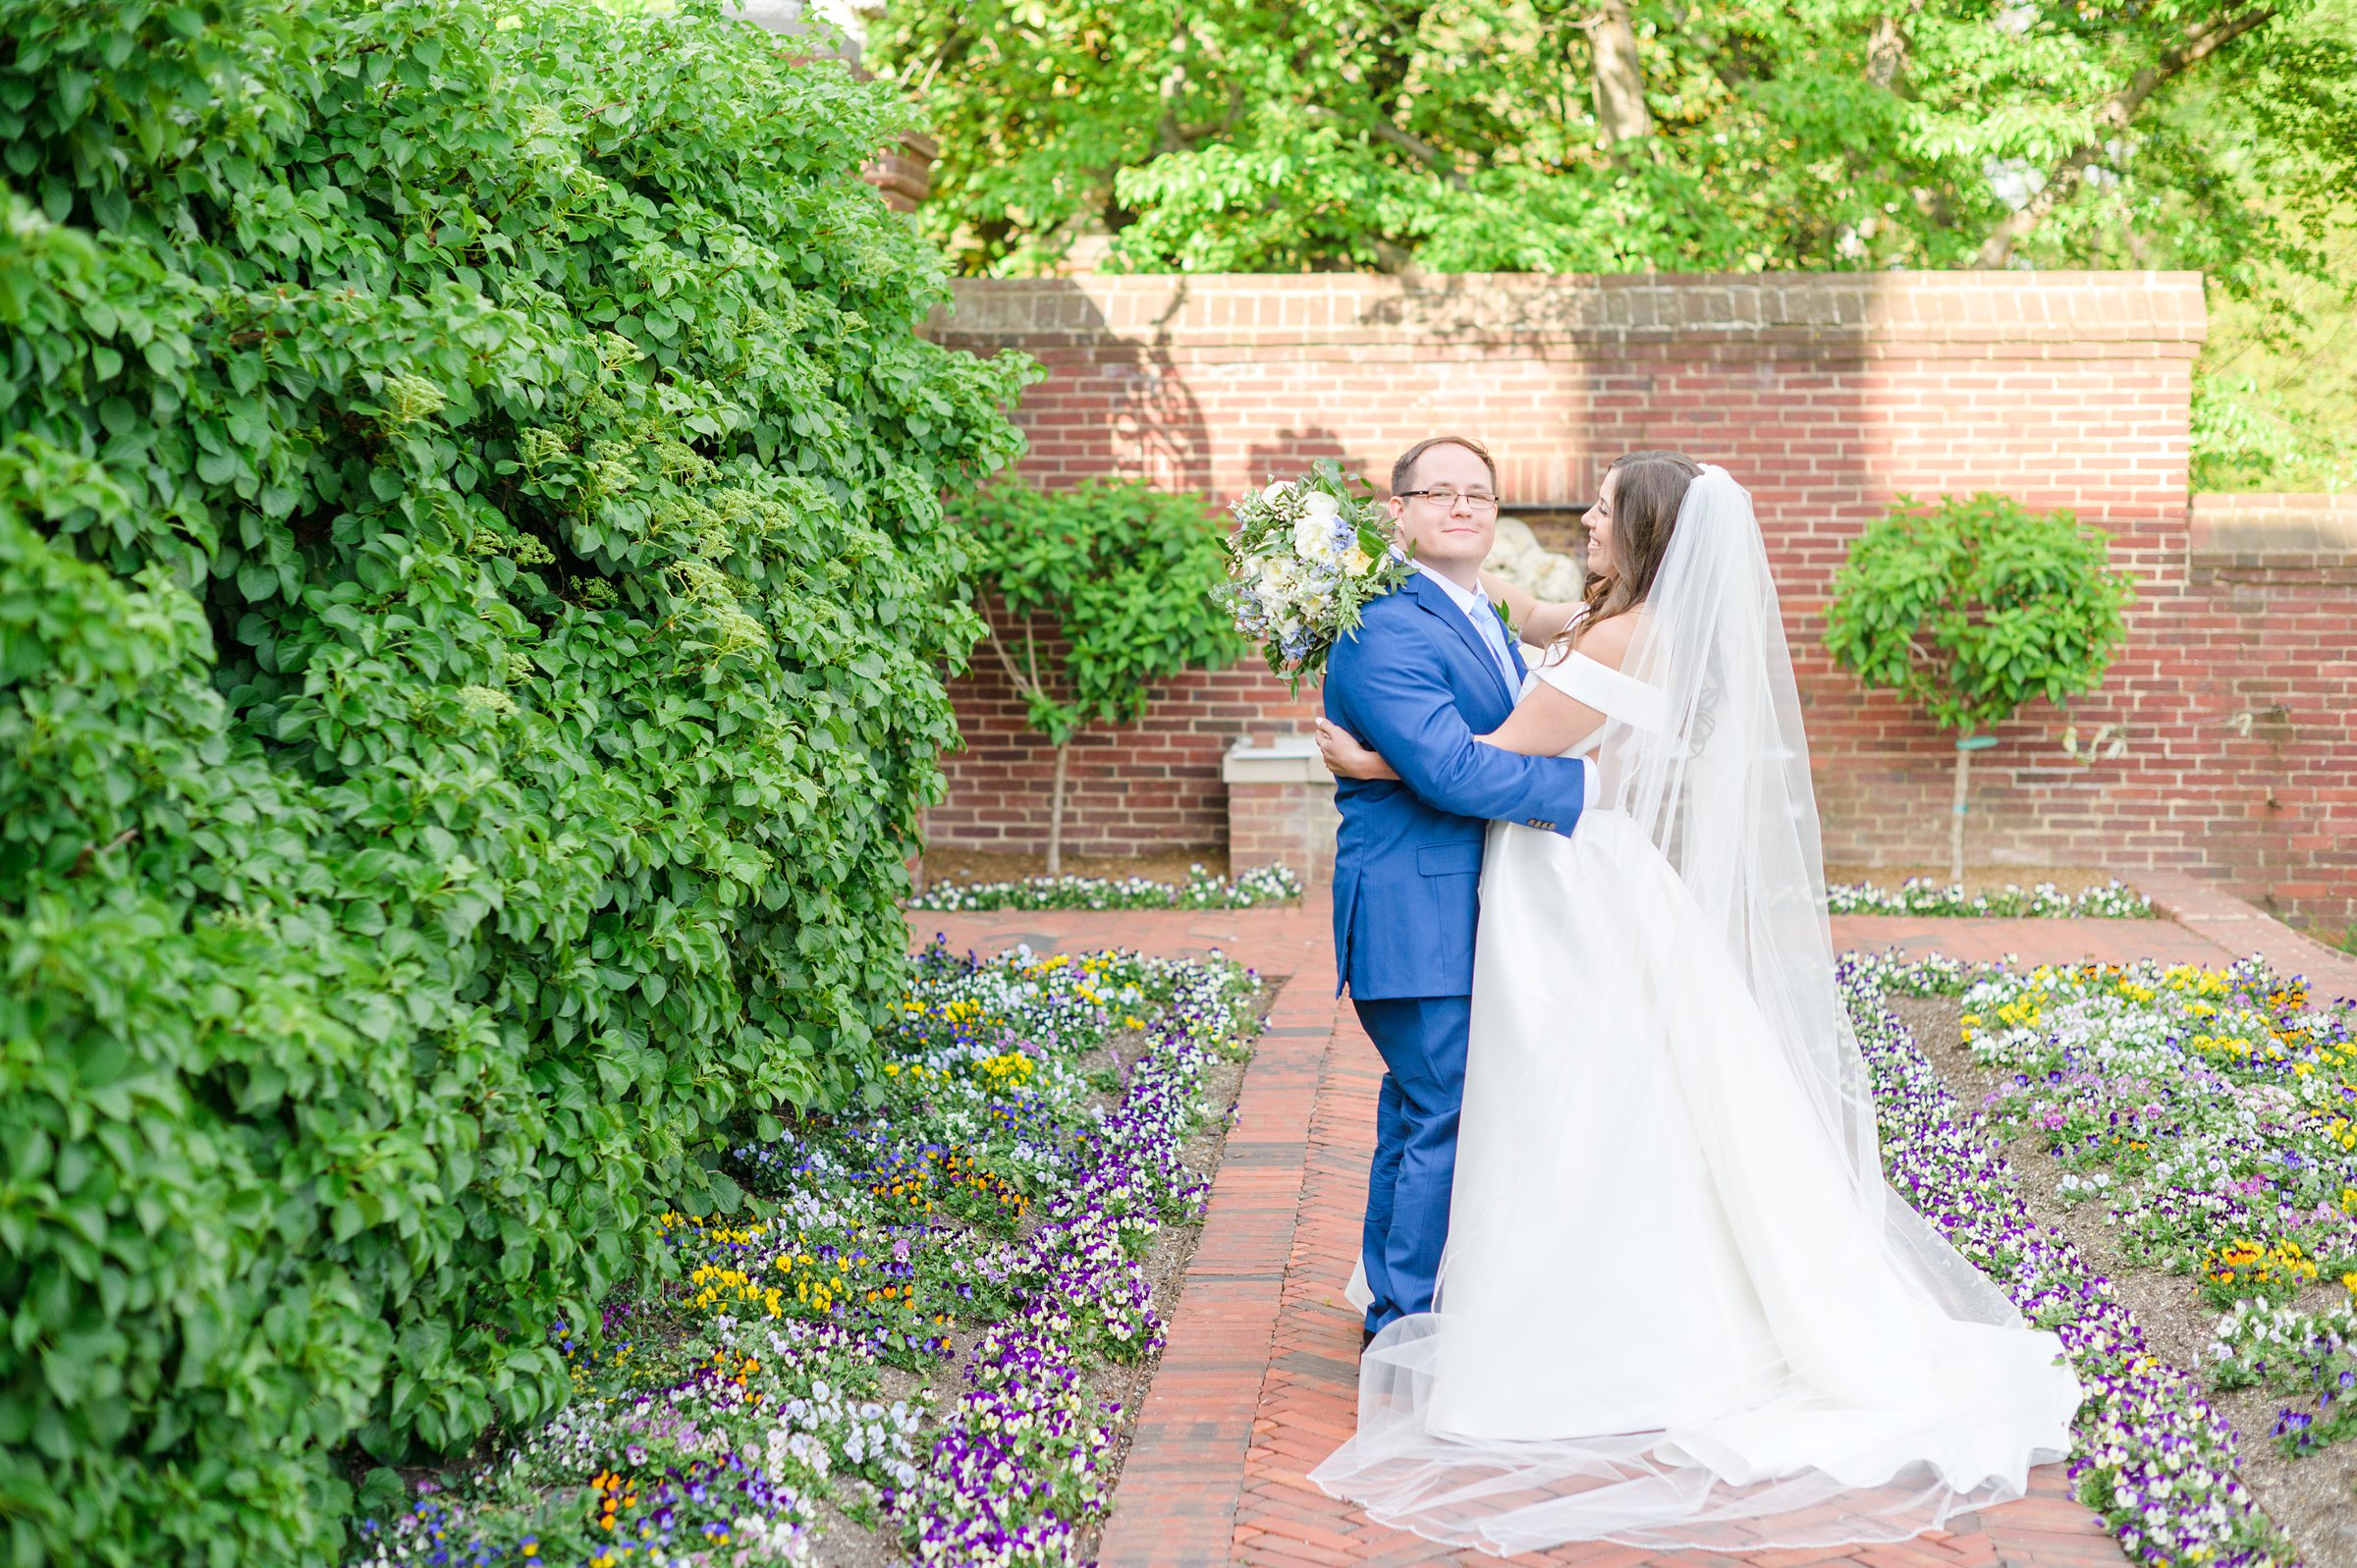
left=1572, top=449, right=1702, bottom=644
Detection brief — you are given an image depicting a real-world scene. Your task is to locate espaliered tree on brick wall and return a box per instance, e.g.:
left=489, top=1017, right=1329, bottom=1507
left=0, top=1, right=1024, bottom=1558
left=1823, top=493, right=2137, bottom=885
left=959, top=477, right=1241, bottom=873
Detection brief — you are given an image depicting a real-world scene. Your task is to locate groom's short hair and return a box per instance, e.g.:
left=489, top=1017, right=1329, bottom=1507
left=1392, top=436, right=1499, bottom=496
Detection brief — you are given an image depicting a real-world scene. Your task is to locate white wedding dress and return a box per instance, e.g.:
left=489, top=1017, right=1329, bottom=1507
left=1310, top=469, right=2082, bottom=1556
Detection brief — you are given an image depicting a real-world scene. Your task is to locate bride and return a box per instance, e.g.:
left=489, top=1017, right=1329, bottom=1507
left=1307, top=454, right=2083, bottom=1555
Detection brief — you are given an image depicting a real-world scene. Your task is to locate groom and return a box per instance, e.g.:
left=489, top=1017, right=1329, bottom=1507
left=1322, top=435, right=1593, bottom=1345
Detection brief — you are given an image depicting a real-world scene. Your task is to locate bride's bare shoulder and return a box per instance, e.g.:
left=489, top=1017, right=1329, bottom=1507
left=1571, top=610, right=1641, bottom=671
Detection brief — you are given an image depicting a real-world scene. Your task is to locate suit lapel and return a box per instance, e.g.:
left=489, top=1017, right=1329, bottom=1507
left=1402, top=572, right=1516, bottom=711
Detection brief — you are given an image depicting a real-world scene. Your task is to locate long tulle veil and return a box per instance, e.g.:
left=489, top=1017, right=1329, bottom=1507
left=1614, top=466, right=2020, bottom=1327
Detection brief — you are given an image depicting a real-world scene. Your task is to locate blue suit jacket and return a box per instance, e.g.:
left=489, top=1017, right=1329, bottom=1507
left=1322, top=573, right=1589, bottom=1000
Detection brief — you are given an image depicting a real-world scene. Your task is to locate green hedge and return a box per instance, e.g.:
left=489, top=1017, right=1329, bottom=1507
left=0, top=1, right=1028, bottom=1560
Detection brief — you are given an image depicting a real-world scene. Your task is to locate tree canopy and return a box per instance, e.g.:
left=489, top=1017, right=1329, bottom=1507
left=958, top=476, right=1239, bottom=872
left=1822, top=492, right=2135, bottom=879
left=872, top=0, right=2353, bottom=283
left=871, top=0, right=2355, bottom=483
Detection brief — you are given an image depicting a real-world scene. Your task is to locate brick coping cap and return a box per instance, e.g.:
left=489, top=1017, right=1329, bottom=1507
left=2189, top=492, right=2357, bottom=562
left=1225, top=734, right=1333, bottom=785
left=2132, top=868, right=2357, bottom=999
left=2191, top=493, right=2357, bottom=517
left=930, top=271, right=2208, bottom=351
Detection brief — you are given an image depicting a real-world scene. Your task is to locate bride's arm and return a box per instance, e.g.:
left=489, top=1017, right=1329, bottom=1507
left=1319, top=615, right=1636, bottom=776
left=1476, top=615, right=1635, bottom=757
left=1479, top=570, right=1585, bottom=648
left=1477, top=678, right=1606, bottom=757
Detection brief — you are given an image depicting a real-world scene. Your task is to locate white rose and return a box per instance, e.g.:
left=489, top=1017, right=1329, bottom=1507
left=1291, top=514, right=1329, bottom=561
left=1301, top=490, right=1341, bottom=522
left=1261, top=480, right=1290, bottom=504
left=1343, top=545, right=1372, bottom=577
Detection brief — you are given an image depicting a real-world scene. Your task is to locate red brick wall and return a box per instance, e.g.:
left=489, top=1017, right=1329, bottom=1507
left=927, top=610, right=1317, bottom=857
left=926, top=275, right=2357, bottom=932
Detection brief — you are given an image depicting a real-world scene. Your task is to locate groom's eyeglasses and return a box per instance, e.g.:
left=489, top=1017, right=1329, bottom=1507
left=1398, top=488, right=1502, bottom=515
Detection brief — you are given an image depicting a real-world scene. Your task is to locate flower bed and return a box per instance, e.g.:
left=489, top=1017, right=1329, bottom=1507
left=913, top=870, right=2150, bottom=918
left=1830, top=878, right=2152, bottom=918
left=348, top=945, right=1261, bottom=1567
left=906, top=863, right=1301, bottom=912
left=1956, top=960, right=2357, bottom=1463
left=1846, top=954, right=2296, bottom=1568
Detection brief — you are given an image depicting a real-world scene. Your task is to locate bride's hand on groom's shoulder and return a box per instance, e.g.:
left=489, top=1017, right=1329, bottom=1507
left=1317, top=718, right=1398, bottom=782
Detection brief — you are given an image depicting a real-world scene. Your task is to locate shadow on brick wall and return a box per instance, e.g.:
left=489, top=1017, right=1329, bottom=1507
left=1246, top=426, right=1357, bottom=493
left=1002, top=276, right=1216, bottom=494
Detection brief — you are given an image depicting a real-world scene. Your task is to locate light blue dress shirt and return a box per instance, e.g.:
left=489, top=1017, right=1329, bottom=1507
left=1412, top=562, right=1519, bottom=694
left=1410, top=561, right=1598, bottom=812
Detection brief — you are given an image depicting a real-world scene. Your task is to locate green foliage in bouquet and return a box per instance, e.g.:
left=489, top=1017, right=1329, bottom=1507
left=1823, top=492, right=2134, bottom=882
left=0, top=0, right=1027, bottom=1559
left=959, top=477, right=1239, bottom=873
left=1215, top=459, right=1408, bottom=693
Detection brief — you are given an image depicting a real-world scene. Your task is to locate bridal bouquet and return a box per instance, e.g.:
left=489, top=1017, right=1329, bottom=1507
left=1213, top=460, right=1410, bottom=691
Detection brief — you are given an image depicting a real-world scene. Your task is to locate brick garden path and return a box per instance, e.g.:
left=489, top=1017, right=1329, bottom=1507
left=906, top=882, right=2356, bottom=1568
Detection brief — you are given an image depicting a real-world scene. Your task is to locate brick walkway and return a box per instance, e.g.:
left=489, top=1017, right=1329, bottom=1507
left=906, top=888, right=2343, bottom=1568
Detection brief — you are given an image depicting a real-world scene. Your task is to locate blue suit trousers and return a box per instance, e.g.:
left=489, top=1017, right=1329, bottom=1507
left=1353, top=993, right=1471, bottom=1334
